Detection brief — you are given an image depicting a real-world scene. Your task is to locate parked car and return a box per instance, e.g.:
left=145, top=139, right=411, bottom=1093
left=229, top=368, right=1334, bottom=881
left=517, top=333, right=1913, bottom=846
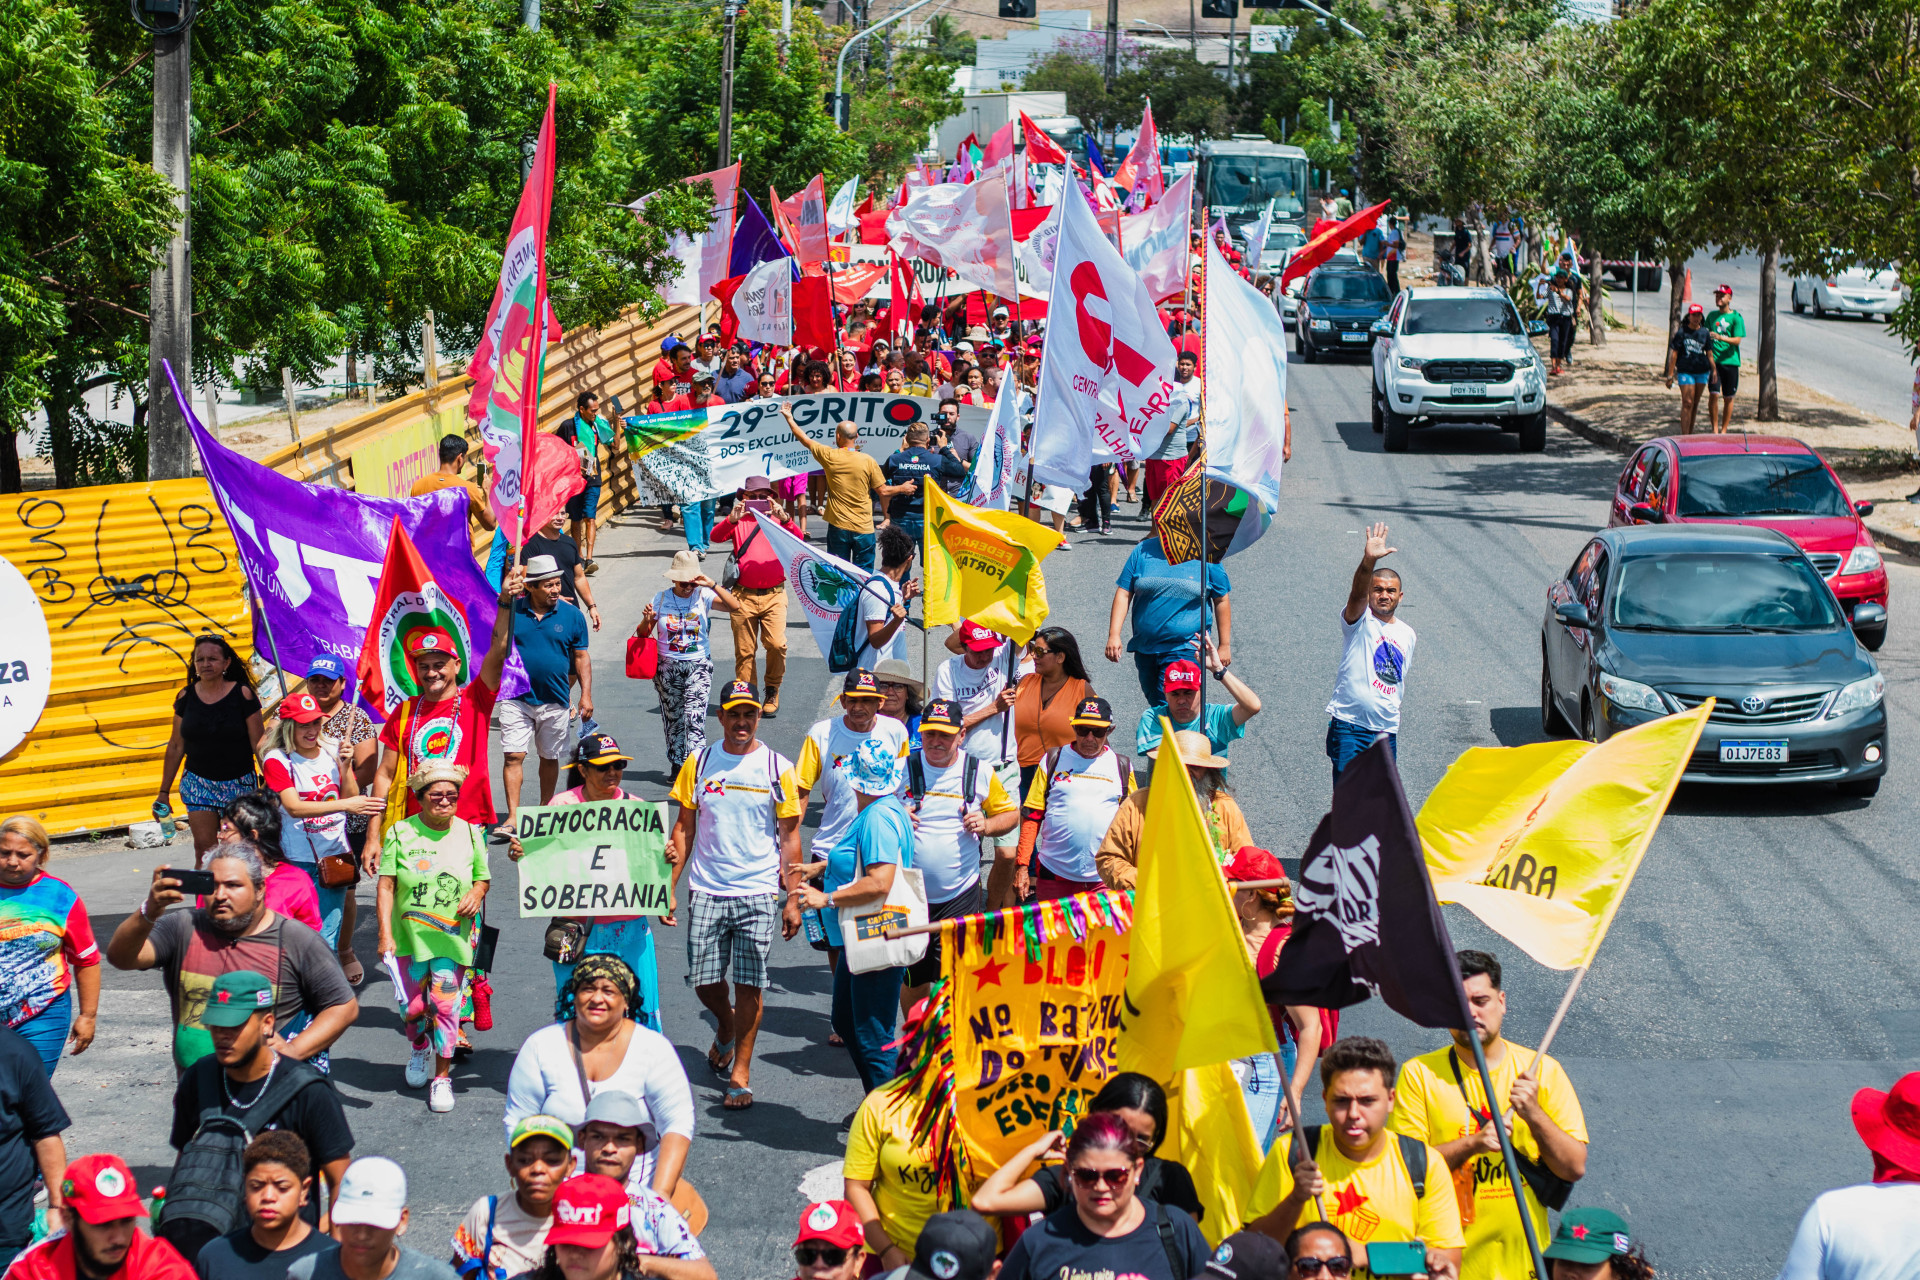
left=1790, top=266, right=1904, bottom=320
left=1368, top=287, right=1550, bottom=452
left=1608, top=435, right=1888, bottom=649
left=1542, top=525, right=1886, bottom=795
left=1239, top=222, right=1308, bottom=276
left=1295, top=267, right=1393, bottom=363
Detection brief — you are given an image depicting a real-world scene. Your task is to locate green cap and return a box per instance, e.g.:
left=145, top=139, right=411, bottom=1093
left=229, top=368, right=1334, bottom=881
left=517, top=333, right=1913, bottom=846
left=201, top=971, right=275, bottom=1027
left=509, top=1115, right=575, bottom=1151
left=1542, top=1208, right=1633, bottom=1265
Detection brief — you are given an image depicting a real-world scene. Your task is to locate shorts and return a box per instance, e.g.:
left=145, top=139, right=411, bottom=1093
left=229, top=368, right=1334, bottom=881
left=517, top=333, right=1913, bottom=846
left=499, top=697, right=573, bottom=760
left=567, top=482, right=602, bottom=520
left=180, top=770, right=259, bottom=813
left=906, top=881, right=983, bottom=987
left=1675, top=372, right=1711, bottom=387
left=1711, top=362, right=1740, bottom=396
left=686, top=891, right=779, bottom=989
left=774, top=475, right=809, bottom=502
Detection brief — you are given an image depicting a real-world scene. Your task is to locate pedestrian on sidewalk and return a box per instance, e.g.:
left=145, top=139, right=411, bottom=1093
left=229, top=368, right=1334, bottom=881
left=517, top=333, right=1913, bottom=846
left=558, top=393, right=610, bottom=576
left=1706, top=284, right=1746, bottom=434
left=1105, top=534, right=1233, bottom=706
left=518, top=512, right=601, bottom=622
left=1909, top=363, right=1920, bottom=503
left=1663, top=305, right=1716, bottom=435
left=502, top=555, right=593, bottom=829
left=0, top=815, right=100, bottom=1076
left=156, top=636, right=265, bottom=871
left=636, top=552, right=742, bottom=776
left=709, top=478, right=801, bottom=716
left=1326, top=523, right=1414, bottom=782
left=1383, top=214, right=1406, bottom=295
left=1545, top=252, right=1581, bottom=375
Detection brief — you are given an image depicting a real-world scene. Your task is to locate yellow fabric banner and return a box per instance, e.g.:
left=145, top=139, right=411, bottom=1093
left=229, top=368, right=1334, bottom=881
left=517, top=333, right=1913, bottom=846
left=1417, top=703, right=1710, bottom=970
left=922, top=479, right=1060, bottom=642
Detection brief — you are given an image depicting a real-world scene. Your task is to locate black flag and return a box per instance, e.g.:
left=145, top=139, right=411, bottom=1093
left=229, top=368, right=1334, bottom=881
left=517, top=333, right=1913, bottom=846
left=1263, top=738, right=1474, bottom=1031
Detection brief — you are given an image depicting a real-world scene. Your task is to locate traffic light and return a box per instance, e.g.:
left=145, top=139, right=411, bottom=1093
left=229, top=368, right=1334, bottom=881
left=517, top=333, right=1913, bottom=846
left=1201, top=0, right=1238, bottom=16
left=1246, top=0, right=1284, bottom=7
left=999, top=0, right=1035, bottom=15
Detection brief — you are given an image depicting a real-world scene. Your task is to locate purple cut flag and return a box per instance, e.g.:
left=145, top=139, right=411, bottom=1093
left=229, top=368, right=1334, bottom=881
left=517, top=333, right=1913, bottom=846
left=168, top=364, right=526, bottom=712
left=728, top=194, right=788, bottom=277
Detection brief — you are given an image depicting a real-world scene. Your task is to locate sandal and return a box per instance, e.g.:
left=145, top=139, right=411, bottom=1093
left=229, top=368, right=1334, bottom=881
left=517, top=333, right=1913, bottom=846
left=707, top=1038, right=735, bottom=1077
left=723, top=1085, right=754, bottom=1110
left=338, top=953, right=364, bottom=986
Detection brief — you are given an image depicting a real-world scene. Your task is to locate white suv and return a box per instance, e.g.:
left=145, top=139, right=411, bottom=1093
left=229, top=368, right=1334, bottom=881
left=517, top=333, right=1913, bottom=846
left=1368, top=287, right=1550, bottom=452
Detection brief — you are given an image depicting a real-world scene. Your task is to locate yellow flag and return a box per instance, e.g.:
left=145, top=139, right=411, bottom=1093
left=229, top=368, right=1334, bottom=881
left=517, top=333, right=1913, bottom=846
left=922, top=479, right=1060, bottom=643
left=1417, top=703, right=1711, bottom=970
left=1160, top=1062, right=1266, bottom=1246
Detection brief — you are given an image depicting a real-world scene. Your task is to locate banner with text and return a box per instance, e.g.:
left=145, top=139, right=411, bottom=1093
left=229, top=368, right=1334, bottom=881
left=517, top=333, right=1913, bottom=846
left=514, top=800, right=673, bottom=917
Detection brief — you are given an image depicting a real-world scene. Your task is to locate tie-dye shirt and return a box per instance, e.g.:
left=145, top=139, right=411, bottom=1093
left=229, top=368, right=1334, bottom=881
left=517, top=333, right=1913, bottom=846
left=0, top=872, right=100, bottom=1028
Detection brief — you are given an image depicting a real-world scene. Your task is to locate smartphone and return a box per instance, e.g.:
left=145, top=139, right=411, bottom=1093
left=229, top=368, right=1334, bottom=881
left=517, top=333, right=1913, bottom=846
left=1366, top=1242, right=1428, bottom=1276
left=164, top=868, right=218, bottom=897
left=746, top=497, right=772, bottom=514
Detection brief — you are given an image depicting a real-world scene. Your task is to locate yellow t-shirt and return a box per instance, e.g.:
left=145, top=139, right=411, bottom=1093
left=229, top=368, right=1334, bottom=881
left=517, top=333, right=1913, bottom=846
left=1391, top=1044, right=1587, bottom=1280
left=1267, top=1127, right=1466, bottom=1269
left=843, top=1085, right=940, bottom=1255
left=800, top=435, right=887, bottom=534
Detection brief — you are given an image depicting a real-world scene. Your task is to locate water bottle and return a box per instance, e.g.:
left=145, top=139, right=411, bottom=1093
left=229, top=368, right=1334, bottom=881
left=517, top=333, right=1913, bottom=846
left=802, top=906, right=828, bottom=946
left=152, top=801, right=176, bottom=843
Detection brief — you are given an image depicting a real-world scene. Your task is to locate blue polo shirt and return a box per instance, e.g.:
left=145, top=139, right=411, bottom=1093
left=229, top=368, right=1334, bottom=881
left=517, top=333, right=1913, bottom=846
left=1116, top=537, right=1231, bottom=655
left=512, top=597, right=590, bottom=706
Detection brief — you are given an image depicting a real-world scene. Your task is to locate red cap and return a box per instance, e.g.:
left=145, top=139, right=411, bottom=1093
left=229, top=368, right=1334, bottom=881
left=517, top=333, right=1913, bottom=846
left=280, top=691, right=326, bottom=724
left=405, top=627, right=458, bottom=659
left=1162, top=660, right=1203, bottom=693
left=1714, top=283, right=1733, bottom=296
left=957, top=619, right=1001, bottom=652
left=62, top=1154, right=146, bottom=1224
left=1686, top=303, right=1705, bottom=316
left=546, top=1175, right=630, bottom=1248
left=794, top=1200, right=865, bottom=1249
left=1223, top=846, right=1285, bottom=884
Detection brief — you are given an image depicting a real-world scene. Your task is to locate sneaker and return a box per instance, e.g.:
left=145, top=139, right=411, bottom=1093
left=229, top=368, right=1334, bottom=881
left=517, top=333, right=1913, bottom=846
left=1100, top=519, right=1111, bottom=535
left=584, top=560, right=600, bottom=575
left=1907, top=489, right=1920, bottom=504
left=405, top=1047, right=431, bottom=1089
left=1057, top=537, right=1073, bottom=550
left=428, top=1077, right=454, bottom=1113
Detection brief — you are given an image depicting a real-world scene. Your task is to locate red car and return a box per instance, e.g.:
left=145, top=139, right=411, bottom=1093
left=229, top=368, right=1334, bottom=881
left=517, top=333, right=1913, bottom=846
left=1608, top=435, right=1889, bottom=649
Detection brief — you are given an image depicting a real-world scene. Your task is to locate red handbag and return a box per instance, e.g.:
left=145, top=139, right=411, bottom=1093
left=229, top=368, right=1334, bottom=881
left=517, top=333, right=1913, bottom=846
left=625, top=633, right=659, bottom=679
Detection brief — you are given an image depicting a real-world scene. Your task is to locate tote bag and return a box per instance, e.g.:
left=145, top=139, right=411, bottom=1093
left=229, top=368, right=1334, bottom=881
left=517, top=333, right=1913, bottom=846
left=838, top=866, right=930, bottom=974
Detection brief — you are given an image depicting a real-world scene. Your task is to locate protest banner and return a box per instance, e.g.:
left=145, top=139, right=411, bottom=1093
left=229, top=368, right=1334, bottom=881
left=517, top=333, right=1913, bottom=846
left=513, top=799, right=673, bottom=918
left=623, top=393, right=990, bottom=507
left=0, top=553, right=52, bottom=759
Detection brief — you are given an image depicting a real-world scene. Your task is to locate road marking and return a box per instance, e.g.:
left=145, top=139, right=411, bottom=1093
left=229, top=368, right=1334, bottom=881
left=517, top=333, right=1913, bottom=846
left=799, top=1161, right=845, bottom=1201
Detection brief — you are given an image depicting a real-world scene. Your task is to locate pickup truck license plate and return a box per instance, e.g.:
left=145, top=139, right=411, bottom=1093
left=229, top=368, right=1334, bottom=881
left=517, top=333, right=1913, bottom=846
left=1719, top=739, right=1787, bottom=763
left=1341, top=331, right=1368, bottom=342
left=1449, top=382, right=1486, bottom=396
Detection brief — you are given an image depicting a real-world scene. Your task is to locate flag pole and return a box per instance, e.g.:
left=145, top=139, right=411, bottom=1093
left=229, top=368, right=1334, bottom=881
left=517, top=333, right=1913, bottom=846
left=1466, top=1030, right=1551, bottom=1280
left=1277, top=1058, right=1328, bottom=1223
left=1196, top=207, right=1211, bottom=714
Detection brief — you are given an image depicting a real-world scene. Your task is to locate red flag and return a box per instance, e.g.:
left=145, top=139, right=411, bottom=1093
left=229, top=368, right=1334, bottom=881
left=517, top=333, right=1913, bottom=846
left=827, top=261, right=888, bottom=304
left=356, top=519, right=475, bottom=717
left=794, top=275, right=836, bottom=352
left=1281, top=199, right=1392, bottom=288
left=858, top=208, right=891, bottom=245
left=1021, top=112, right=1068, bottom=166
left=710, top=274, right=747, bottom=344
left=524, top=427, right=587, bottom=540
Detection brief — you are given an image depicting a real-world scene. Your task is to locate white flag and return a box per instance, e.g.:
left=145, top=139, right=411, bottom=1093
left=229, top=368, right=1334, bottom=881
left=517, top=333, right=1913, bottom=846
left=1120, top=171, right=1193, bottom=304
left=752, top=511, right=879, bottom=661
left=1250, top=198, right=1277, bottom=277
left=735, top=256, right=793, bottom=346
left=1029, top=185, right=1180, bottom=492
left=964, top=382, right=1028, bottom=510
left=886, top=174, right=1018, bottom=299
left=827, top=175, right=860, bottom=238
left=1203, top=237, right=1287, bottom=512
left=639, top=163, right=739, bottom=307
left=1017, top=200, right=1064, bottom=298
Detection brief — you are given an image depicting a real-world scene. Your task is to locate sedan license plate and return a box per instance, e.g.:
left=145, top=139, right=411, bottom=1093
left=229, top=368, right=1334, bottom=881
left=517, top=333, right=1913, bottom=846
left=1341, top=331, right=1368, bottom=342
left=1449, top=382, right=1486, bottom=396
left=1719, top=739, right=1788, bottom=763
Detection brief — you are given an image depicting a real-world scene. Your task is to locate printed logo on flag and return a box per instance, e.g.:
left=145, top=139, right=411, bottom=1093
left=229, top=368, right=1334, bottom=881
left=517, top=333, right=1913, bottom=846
left=374, top=587, right=473, bottom=714
left=1296, top=834, right=1383, bottom=953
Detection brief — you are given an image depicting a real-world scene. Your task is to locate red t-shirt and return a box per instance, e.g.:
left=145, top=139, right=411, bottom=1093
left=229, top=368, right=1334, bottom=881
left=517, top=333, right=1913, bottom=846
left=710, top=511, right=804, bottom=589
left=378, top=679, right=498, bottom=827
left=651, top=360, right=693, bottom=401
left=663, top=393, right=724, bottom=413
left=1256, top=928, right=1340, bottom=1050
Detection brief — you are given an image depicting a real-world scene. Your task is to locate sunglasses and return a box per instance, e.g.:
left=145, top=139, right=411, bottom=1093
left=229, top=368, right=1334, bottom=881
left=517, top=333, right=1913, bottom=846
left=794, top=1246, right=851, bottom=1267
left=423, top=788, right=460, bottom=803
left=1292, top=1260, right=1353, bottom=1277
left=1029, top=645, right=1052, bottom=656
left=1069, top=1166, right=1131, bottom=1188
left=1075, top=725, right=1111, bottom=738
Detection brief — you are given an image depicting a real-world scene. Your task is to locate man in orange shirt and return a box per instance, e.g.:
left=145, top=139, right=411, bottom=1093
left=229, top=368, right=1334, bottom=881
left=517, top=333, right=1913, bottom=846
left=408, top=435, right=496, bottom=534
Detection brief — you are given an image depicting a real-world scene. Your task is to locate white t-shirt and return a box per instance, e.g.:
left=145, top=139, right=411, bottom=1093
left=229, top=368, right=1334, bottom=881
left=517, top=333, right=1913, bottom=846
left=796, top=716, right=909, bottom=858
left=1024, top=746, right=1131, bottom=883
left=668, top=742, right=802, bottom=896
left=930, top=649, right=1017, bottom=764
left=651, top=586, right=716, bottom=662
left=1325, top=607, right=1417, bottom=735
left=260, top=747, right=349, bottom=865
left=854, top=575, right=909, bottom=671
left=901, top=753, right=1015, bottom=901
left=1776, top=1183, right=1920, bottom=1280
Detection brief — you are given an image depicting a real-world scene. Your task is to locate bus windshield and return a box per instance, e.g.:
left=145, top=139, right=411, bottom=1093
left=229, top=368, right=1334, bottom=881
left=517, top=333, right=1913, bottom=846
left=1203, top=154, right=1309, bottom=220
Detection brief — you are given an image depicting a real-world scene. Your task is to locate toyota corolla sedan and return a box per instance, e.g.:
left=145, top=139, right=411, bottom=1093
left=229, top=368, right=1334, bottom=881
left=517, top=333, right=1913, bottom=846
left=1541, top=524, right=1886, bottom=795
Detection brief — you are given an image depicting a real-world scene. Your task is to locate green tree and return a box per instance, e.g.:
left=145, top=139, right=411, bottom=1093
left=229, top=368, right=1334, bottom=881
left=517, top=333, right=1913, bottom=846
left=842, top=13, right=963, bottom=184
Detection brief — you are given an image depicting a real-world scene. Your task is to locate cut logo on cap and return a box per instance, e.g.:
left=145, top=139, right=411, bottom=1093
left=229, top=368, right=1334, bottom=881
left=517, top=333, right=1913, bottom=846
left=807, top=1204, right=840, bottom=1231
left=94, top=1168, right=127, bottom=1199
left=558, top=1203, right=603, bottom=1225
left=930, top=1250, right=960, bottom=1279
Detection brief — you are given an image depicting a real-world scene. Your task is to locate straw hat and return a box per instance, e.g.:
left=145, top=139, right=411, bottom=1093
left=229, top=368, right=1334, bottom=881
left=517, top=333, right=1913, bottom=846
left=1146, top=729, right=1231, bottom=769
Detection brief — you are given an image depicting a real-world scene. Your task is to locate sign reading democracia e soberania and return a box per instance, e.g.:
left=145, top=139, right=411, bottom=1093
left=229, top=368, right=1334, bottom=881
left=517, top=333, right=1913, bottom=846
left=514, top=800, right=673, bottom=917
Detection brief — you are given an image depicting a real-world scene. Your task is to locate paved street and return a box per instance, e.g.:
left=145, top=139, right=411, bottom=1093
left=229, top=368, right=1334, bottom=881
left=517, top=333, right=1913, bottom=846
left=43, top=355, right=1920, bottom=1279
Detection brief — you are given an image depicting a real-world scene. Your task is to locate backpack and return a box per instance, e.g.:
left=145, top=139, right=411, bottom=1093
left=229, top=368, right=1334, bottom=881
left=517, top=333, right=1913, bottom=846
left=904, top=751, right=979, bottom=810
left=1034, top=747, right=1133, bottom=813
left=721, top=519, right=763, bottom=592
left=158, top=1057, right=328, bottom=1238
left=1300, top=1124, right=1427, bottom=1199
left=828, top=577, right=891, bottom=673
left=1152, top=1202, right=1202, bottom=1279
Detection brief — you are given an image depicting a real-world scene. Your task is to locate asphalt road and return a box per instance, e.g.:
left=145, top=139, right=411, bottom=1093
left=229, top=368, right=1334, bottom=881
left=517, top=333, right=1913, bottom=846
left=1603, top=248, right=1915, bottom=427
left=42, top=360, right=1920, bottom=1279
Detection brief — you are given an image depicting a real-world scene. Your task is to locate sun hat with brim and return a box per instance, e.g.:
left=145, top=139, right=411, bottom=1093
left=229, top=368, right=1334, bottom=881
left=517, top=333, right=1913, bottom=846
left=524, top=554, right=565, bottom=583
left=546, top=1175, right=630, bottom=1249
left=510, top=1115, right=575, bottom=1151
left=1148, top=728, right=1230, bottom=769
left=666, top=549, right=703, bottom=583
left=847, top=736, right=904, bottom=796
left=408, top=761, right=468, bottom=793
left=1542, top=1208, right=1634, bottom=1265
left=201, top=970, right=276, bottom=1027
left=1852, top=1072, right=1920, bottom=1173
left=872, top=657, right=923, bottom=694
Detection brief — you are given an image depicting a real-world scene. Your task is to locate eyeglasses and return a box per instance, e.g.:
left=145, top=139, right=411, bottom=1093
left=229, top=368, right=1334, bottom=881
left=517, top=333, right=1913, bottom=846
left=1291, top=1259, right=1353, bottom=1277
left=423, top=788, right=460, bottom=804
left=1069, top=1166, right=1131, bottom=1188
left=793, top=1246, right=851, bottom=1267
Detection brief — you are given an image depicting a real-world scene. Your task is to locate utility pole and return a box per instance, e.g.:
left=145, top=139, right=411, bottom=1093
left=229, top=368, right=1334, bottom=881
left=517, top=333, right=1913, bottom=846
left=1227, top=8, right=1236, bottom=89
left=139, top=0, right=196, bottom=481
left=719, top=0, right=741, bottom=167
left=1189, top=0, right=1197, bottom=56
left=1759, top=244, right=1779, bottom=420
left=521, top=0, right=539, bottom=29
left=1104, top=0, right=1119, bottom=87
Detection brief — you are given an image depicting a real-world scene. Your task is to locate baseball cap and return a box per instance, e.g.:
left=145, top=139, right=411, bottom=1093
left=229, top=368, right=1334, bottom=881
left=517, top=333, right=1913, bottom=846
left=510, top=1115, right=575, bottom=1151
left=1204, top=1231, right=1289, bottom=1280
left=847, top=736, right=904, bottom=797
left=992, top=305, right=1010, bottom=319
left=405, top=626, right=458, bottom=659
left=956, top=619, right=1001, bottom=652
left=720, top=679, right=762, bottom=710
left=1686, top=302, right=1705, bottom=316
left=306, top=654, right=347, bottom=681
left=577, top=732, right=630, bottom=767
left=842, top=668, right=884, bottom=699
left=62, top=1155, right=145, bottom=1225
left=1714, top=283, right=1734, bottom=296
left=905, top=1211, right=998, bottom=1280
left=201, top=970, right=276, bottom=1027
left=279, top=691, right=326, bottom=724
left=1222, top=846, right=1285, bottom=884
left=662, top=335, right=688, bottom=354
left=1070, top=696, right=1113, bottom=728
left=581, top=1089, right=651, bottom=1131
left=1162, top=659, right=1203, bottom=693
left=692, top=368, right=715, bottom=383
left=920, top=698, right=964, bottom=733
left=546, top=1175, right=630, bottom=1249
left=331, top=1157, right=409, bottom=1230
left=794, top=1200, right=865, bottom=1249
left=1542, top=1208, right=1634, bottom=1265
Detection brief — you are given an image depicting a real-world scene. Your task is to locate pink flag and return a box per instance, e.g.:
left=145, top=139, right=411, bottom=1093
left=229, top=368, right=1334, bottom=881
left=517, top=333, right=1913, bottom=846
left=774, top=175, right=831, bottom=265
left=639, top=163, right=740, bottom=307
left=1120, top=171, right=1193, bottom=303
left=885, top=174, right=1018, bottom=300
left=982, top=120, right=1016, bottom=167
left=1114, top=101, right=1164, bottom=201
